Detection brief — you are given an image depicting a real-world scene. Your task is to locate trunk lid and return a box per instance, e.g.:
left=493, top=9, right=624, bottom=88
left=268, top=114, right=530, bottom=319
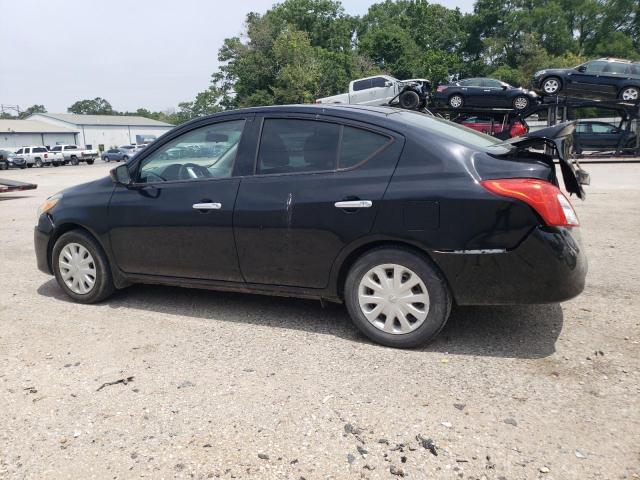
left=494, top=121, right=589, bottom=199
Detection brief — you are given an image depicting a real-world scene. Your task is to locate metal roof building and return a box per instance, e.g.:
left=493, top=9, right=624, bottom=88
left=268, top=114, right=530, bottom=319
left=27, top=113, right=174, bottom=150
left=0, top=119, right=79, bottom=149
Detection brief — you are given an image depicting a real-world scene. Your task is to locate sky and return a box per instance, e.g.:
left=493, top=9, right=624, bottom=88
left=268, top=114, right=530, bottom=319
left=0, top=0, right=475, bottom=114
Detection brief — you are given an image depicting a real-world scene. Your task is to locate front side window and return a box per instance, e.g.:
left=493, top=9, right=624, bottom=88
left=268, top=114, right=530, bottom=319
left=591, top=123, right=615, bottom=133
left=371, top=77, right=387, bottom=88
left=576, top=123, right=588, bottom=133
left=353, top=79, right=372, bottom=91
left=583, top=61, right=607, bottom=73
left=482, top=79, right=503, bottom=88
left=15, top=148, right=23, bottom=154
left=138, top=120, right=245, bottom=183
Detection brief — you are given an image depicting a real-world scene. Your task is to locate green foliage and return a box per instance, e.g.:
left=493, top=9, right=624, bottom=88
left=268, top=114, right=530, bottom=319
left=67, top=97, right=113, bottom=115
left=19, top=104, right=46, bottom=119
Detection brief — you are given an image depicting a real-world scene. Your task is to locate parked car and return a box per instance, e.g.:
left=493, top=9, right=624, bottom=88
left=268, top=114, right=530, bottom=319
left=533, top=58, right=640, bottom=102
left=316, top=75, right=431, bottom=110
left=0, top=149, right=27, bottom=169
left=35, top=105, right=588, bottom=348
left=14, top=146, right=63, bottom=167
left=573, top=120, right=637, bottom=153
left=434, top=78, right=539, bottom=110
left=102, top=148, right=134, bottom=162
left=49, top=144, right=98, bottom=165
left=453, top=114, right=528, bottom=139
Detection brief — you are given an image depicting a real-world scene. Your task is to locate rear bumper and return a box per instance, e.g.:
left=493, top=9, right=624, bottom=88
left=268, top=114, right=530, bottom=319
left=431, top=226, right=587, bottom=305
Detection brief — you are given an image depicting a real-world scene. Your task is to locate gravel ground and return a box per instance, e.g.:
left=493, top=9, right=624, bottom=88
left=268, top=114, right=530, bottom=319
left=0, top=161, right=638, bottom=479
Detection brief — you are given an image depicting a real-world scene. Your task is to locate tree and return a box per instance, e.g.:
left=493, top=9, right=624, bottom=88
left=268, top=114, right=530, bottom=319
left=19, top=104, right=46, bottom=119
left=68, top=97, right=114, bottom=115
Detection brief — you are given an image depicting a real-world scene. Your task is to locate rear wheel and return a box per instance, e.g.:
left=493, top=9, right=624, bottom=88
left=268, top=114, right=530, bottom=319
left=27, top=164, right=33, bottom=168
left=70, top=156, right=79, bottom=165
left=399, top=90, right=420, bottom=110
left=0, top=162, right=7, bottom=170
left=344, top=247, right=452, bottom=348
left=541, top=77, right=561, bottom=95
left=448, top=94, right=464, bottom=108
left=35, top=158, right=43, bottom=168
left=619, top=86, right=639, bottom=102
left=52, top=230, right=115, bottom=304
left=86, top=159, right=94, bottom=165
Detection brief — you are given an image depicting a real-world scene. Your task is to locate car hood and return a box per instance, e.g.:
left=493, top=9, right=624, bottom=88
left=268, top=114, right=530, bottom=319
left=61, top=175, right=113, bottom=197
left=495, top=122, right=589, bottom=199
left=534, top=68, right=568, bottom=77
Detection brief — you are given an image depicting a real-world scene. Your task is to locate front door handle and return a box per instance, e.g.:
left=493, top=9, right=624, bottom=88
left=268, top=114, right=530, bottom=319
left=334, top=200, right=372, bottom=209
left=192, top=202, right=221, bottom=210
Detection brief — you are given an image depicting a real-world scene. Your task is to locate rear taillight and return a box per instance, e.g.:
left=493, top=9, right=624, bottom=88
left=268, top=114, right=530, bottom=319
left=481, top=178, right=579, bottom=227
left=436, top=85, right=447, bottom=92
left=44, top=153, right=48, bottom=159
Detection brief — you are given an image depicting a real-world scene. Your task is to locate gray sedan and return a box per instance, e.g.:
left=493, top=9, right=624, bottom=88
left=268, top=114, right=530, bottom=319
left=102, top=148, right=133, bottom=162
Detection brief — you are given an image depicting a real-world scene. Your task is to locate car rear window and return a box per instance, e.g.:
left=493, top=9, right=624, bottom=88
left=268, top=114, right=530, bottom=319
left=393, top=111, right=511, bottom=153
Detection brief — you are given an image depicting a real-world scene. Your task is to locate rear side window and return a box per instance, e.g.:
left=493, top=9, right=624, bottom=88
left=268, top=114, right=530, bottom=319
left=50, top=146, right=61, bottom=151
left=66, top=145, right=78, bottom=150
left=603, top=62, right=629, bottom=74
left=340, top=126, right=390, bottom=169
left=33, top=147, right=47, bottom=153
left=257, top=119, right=340, bottom=174
left=353, top=79, right=372, bottom=91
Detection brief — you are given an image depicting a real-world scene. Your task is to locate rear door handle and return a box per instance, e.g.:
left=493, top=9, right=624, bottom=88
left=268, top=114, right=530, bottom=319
left=334, top=200, right=372, bottom=209
left=192, top=202, right=221, bottom=210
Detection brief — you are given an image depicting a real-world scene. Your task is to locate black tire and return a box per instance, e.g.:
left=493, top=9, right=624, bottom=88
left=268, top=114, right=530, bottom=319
left=0, top=162, right=7, bottom=170
left=123, top=156, right=129, bottom=162
left=86, top=159, right=94, bottom=165
left=448, top=94, right=464, bottom=108
left=52, top=230, right=115, bottom=304
left=27, top=164, right=33, bottom=168
left=541, top=76, right=562, bottom=96
left=513, top=95, right=530, bottom=110
left=35, top=158, right=43, bottom=168
left=70, top=156, right=79, bottom=165
left=103, top=156, right=110, bottom=162
left=20, top=165, right=26, bottom=169
left=399, top=90, right=420, bottom=110
left=344, top=247, right=452, bottom=348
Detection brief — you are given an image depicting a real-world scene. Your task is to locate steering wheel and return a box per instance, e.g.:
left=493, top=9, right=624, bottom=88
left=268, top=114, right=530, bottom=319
left=178, top=163, right=211, bottom=180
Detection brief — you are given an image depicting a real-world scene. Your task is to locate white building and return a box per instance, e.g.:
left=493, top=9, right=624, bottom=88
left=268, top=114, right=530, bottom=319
left=27, top=113, right=174, bottom=150
left=0, top=119, right=79, bottom=149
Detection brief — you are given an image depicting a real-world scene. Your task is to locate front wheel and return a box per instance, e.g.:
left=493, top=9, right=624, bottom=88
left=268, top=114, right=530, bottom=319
left=27, top=164, right=33, bottom=168
left=344, top=247, right=452, bottom=348
left=399, top=90, right=420, bottom=110
left=122, top=156, right=129, bottom=162
left=448, top=94, right=464, bottom=108
left=619, top=86, right=639, bottom=102
left=0, top=162, right=7, bottom=170
left=103, top=156, right=110, bottom=162
left=52, top=230, right=115, bottom=304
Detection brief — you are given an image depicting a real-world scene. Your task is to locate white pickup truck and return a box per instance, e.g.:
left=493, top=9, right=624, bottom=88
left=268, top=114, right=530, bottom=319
left=14, top=146, right=64, bottom=167
left=49, top=144, right=99, bottom=165
left=315, top=75, right=431, bottom=110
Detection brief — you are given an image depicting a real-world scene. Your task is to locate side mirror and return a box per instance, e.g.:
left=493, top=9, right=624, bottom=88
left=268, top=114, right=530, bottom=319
left=501, top=85, right=508, bottom=90
left=577, top=65, right=587, bottom=73
left=110, top=164, right=132, bottom=186
left=385, top=81, right=393, bottom=87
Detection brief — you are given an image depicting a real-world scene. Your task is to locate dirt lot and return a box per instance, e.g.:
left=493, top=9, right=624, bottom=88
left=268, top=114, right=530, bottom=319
left=0, top=161, right=638, bottom=479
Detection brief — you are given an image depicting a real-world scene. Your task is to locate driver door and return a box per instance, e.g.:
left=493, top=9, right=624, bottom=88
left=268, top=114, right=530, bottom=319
left=107, top=117, right=250, bottom=282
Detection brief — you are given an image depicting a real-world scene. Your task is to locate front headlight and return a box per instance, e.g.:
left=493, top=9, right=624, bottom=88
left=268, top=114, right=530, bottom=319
left=534, top=70, right=546, bottom=77
left=37, top=192, right=63, bottom=219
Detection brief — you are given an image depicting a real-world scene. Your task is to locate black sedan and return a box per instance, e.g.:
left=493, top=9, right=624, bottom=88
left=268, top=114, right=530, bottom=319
left=434, top=78, right=539, bottom=110
left=34, top=105, right=588, bottom=348
left=573, top=121, right=637, bottom=154
left=533, top=58, right=640, bottom=102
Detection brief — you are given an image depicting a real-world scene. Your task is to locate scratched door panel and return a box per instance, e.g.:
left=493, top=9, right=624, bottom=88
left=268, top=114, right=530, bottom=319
left=234, top=162, right=401, bottom=288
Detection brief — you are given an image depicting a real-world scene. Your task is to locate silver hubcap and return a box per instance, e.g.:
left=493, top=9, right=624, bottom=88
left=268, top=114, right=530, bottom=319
left=514, top=96, right=528, bottom=109
left=622, top=88, right=638, bottom=101
left=358, top=264, right=430, bottom=335
left=58, top=243, right=97, bottom=295
left=543, top=79, right=559, bottom=94
left=449, top=96, right=462, bottom=108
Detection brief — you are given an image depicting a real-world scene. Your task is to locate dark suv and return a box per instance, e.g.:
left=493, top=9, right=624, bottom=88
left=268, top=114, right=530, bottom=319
left=533, top=58, right=640, bottom=102
left=34, top=105, right=588, bottom=348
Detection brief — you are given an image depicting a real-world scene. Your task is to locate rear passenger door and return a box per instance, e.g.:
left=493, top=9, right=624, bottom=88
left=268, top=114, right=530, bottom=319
left=234, top=115, right=404, bottom=288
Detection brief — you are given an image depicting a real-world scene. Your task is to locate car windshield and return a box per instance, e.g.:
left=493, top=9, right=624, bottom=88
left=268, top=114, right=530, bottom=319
left=392, top=111, right=513, bottom=153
